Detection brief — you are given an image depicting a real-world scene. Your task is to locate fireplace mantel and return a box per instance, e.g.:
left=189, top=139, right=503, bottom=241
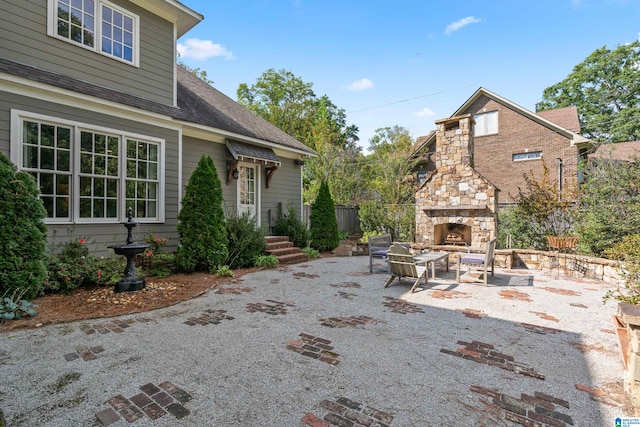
left=423, top=204, right=488, bottom=211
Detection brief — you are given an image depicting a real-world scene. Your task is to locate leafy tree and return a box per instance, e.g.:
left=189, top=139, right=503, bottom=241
left=537, top=40, right=640, bottom=143
left=0, top=152, right=48, bottom=300
left=237, top=69, right=362, bottom=203
left=576, top=157, right=640, bottom=256
left=358, top=126, right=418, bottom=241
left=501, top=162, right=578, bottom=250
left=175, top=155, right=228, bottom=273
left=309, top=181, right=340, bottom=251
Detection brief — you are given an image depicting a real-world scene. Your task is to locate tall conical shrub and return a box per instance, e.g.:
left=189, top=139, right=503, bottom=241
left=0, top=152, right=48, bottom=300
left=309, top=180, right=340, bottom=251
left=176, top=155, right=228, bottom=273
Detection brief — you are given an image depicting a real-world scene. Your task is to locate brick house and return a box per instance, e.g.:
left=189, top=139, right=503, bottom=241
left=412, top=88, right=591, bottom=205
left=0, top=0, right=315, bottom=255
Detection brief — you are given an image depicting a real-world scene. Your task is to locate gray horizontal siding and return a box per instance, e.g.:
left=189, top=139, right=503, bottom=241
left=0, top=0, right=175, bottom=106
left=181, top=136, right=235, bottom=212
left=182, top=137, right=304, bottom=232
left=261, top=160, right=303, bottom=232
left=0, top=91, right=180, bottom=257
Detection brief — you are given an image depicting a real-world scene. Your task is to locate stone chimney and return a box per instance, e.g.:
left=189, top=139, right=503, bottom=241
left=434, top=114, right=474, bottom=170
left=414, top=113, right=498, bottom=247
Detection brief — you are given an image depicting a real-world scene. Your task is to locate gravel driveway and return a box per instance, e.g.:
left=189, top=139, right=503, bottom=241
left=0, top=256, right=631, bottom=426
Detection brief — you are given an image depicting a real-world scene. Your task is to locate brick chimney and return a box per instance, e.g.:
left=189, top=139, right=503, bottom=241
left=434, top=114, right=474, bottom=170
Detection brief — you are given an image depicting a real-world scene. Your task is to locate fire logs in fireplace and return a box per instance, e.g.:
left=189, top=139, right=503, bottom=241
left=444, top=233, right=467, bottom=245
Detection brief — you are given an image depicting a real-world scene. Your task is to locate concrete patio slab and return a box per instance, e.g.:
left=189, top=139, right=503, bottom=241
left=0, top=256, right=632, bottom=426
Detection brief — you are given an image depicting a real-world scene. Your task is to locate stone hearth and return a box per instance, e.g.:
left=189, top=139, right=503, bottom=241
left=415, top=114, right=499, bottom=247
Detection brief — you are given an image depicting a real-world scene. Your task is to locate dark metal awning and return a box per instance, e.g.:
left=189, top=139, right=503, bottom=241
left=226, top=140, right=281, bottom=167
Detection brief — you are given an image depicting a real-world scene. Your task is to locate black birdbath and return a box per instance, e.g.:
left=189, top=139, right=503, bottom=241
left=108, top=208, right=150, bottom=293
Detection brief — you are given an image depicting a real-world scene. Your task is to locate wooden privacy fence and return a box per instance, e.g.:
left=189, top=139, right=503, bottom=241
left=303, top=204, right=361, bottom=235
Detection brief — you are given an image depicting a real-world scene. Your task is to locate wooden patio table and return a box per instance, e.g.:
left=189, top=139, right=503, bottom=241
left=413, top=252, right=450, bottom=281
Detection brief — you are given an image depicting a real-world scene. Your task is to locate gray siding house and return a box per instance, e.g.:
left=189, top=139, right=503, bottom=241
left=0, top=0, right=315, bottom=255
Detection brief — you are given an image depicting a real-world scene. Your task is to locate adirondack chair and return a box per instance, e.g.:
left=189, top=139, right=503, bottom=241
left=456, top=238, right=497, bottom=286
left=368, top=234, right=392, bottom=273
left=384, top=243, right=428, bottom=293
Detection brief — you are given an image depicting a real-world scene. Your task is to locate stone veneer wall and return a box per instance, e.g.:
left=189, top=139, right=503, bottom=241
left=415, top=115, right=499, bottom=246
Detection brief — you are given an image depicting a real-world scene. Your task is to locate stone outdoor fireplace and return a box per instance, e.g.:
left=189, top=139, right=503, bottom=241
left=415, top=114, right=499, bottom=247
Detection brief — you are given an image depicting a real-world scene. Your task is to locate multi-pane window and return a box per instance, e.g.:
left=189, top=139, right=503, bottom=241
left=101, top=4, right=134, bottom=62
left=55, top=0, right=95, bottom=47
left=79, top=130, right=119, bottom=219
left=512, top=151, right=542, bottom=161
left=126, top=140, right=159, bottom=219
left=50, top=0, right=138, bottom=65
left=473, top=111, right=498, bottom=136
left=14, top=114, right=162, bottom=223
left=22, top=121, right=72, bottom=221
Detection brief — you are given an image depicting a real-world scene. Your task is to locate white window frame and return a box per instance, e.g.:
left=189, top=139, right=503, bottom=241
left=512, top=151, right=542, bottom=162
left=236, top=163, right=260, bottom=223
left=473, top=111, right=498, bottom=137
left=11, top=110, right=164, bottom=224
left=47, top=0, right=140, bottom=67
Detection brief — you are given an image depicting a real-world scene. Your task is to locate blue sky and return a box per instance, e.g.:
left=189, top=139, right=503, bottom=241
left=177, top=0, right=640, bottom=152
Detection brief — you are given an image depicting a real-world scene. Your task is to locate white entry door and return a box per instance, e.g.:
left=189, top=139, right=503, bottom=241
left=237, top=164, right=258, bottom=220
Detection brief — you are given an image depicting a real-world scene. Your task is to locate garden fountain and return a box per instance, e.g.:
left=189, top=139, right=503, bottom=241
left=108, top=208, right=150, bottom=293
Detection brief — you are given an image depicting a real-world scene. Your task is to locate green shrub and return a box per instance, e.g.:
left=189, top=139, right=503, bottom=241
left=603, top=234, right=640, bottom=305
left=215, top=265, right=234, bottom=277
left=309, top=181, right=340, bottom=251
left=255, top=255, right=279, bottom=268
left=142, top=234, right=174, bottom=278
left=176, top=156, right=228, bottom=273
left=95, top=256, right=127, bottom=285
left=301, top=247, right=319, bottom=258
left=226, top=211, right=267, bottom=269
left=274, top=205, right=310, bottom=249
left=46, top=238, right=98, bottom=294
left=0, top=152, right=48, bottom=300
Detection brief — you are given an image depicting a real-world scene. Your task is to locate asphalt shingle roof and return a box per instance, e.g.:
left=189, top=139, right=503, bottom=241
left=0, top=58, right=314, bottom=156
left=176, top=66, right=314, bottom=154
left=537, top=106, right=581, bottom=133
left=589, top=141, right=640, bottom=161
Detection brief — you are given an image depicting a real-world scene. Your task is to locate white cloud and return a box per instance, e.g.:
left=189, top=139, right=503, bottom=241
left=346, top=78, right=374, bottom=91
left=415, top=107, right=435, bottom=117
left=177, top=38, right=234, bottom=60
left=445, top=16, right=481, bottom=35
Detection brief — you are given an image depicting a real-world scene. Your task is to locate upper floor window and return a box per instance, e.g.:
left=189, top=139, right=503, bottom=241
left=12, top=111, right=163, bottom=223
left=473, top=111, right=498, bottom=136
left=49, top=0, right=139, bottom=66
left=512, top=151, right=542, bottom=161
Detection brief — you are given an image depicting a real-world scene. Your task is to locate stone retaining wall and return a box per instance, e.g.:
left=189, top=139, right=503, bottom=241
left=418, top=245, right=623, bottom=286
